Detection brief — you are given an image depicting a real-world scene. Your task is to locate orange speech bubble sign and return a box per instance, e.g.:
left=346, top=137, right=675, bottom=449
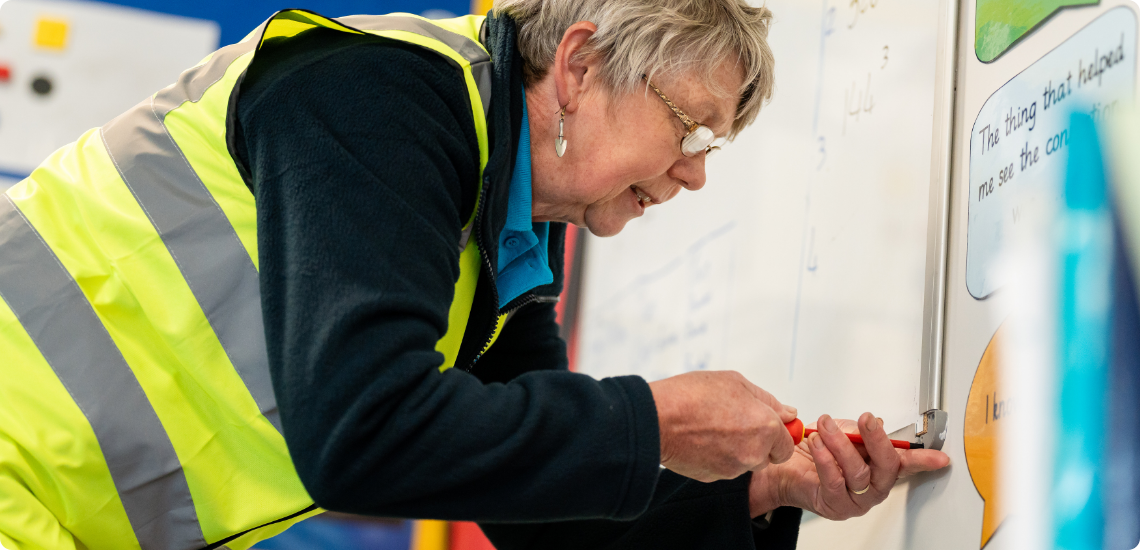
left=965, top=324, right=1009, bottom=548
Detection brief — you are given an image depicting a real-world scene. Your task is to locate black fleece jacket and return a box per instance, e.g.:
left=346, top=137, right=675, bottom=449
left=233, top=12, right=800, bottom=549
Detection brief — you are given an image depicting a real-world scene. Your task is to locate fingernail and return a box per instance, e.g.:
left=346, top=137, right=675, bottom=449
left=821, top=415, right=838, bottom=434
left=877, top=418, right=885, bottom=430
left=786, top=405, right=798, bottom=417
left=810, top=433, right=824, bottom=449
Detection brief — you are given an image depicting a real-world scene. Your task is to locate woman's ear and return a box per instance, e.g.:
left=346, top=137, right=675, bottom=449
left=552, top=21, right=600, bottom=114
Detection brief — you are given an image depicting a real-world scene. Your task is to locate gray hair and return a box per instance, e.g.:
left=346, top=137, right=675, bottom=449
left=492, top=0, right=775, bottom=138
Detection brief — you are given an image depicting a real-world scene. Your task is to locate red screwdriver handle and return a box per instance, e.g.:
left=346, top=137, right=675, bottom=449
left=783, top=419, right=921, bottom=450
left=785, top=418, right=806, bottom=444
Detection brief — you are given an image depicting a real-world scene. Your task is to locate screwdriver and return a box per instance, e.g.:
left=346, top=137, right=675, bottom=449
left=785, top=418, right=923, bottom=450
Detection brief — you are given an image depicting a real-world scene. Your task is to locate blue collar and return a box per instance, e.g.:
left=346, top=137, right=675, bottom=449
left=495, top=88, right=553, bottom=308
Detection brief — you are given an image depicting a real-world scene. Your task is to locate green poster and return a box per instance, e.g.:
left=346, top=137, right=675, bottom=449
left=976, top=0, right=1099, bottom=62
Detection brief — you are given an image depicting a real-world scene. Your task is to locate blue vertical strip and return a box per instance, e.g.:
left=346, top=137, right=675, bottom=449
left=1053, top=112, right=1113, bottom=550
left=1107, top=219, right=1140, bottom=549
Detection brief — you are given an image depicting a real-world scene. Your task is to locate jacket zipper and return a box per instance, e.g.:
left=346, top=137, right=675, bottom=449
left=464, top=288, right=562, bottom=371
left=464, top=176, right=562, bottom=371
left=464, top=175, right=502, bottom=373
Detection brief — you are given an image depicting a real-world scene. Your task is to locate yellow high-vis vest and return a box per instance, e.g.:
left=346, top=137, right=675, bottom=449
left=0, top=10, right=501, bottom=550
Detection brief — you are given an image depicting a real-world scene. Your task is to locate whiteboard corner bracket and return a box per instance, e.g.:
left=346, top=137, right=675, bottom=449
left=914, top=409, right=949, bottom=451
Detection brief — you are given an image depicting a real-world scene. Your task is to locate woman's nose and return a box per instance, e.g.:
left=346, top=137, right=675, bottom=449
left=672, top=153, right=707, bottom=191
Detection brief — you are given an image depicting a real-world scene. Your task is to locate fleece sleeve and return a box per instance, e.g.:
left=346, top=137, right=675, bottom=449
left=481, top=471, right=803, bottom=550
left=474, top=304, right=802, bottom=550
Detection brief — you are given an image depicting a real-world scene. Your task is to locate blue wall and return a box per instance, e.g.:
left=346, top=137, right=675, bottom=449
left=88, top=0, right=472, bottom=47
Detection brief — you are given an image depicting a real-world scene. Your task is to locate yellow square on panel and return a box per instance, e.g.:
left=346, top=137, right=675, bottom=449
left=471, top=0, right=494, bottom=15
left=34, top=18, right=70, bottom=51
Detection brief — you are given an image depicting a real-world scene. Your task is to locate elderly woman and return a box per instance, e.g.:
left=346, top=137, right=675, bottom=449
left=0, top=1, right=948, bottom=549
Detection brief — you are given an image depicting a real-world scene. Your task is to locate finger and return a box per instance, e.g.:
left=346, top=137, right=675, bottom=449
left=806, top=432, right=857, bottom=513
left=769, top=416, right=797, bottom=465
left=832, top=419, right=871, bottom=460
left=856, top=412, right=902, bottom=493
left=782, top=404, right=799, bottom=423
left=897, top=449, right=951, bottom=478
left=803, top=419, right=867, bottom=457
left=817, top=415, right=873, bottom=496
left=741, top=380, right=798, bottom=423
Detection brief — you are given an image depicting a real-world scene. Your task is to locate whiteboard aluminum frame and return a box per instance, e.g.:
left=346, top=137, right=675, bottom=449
left=918, top=0, right=960, bottom=417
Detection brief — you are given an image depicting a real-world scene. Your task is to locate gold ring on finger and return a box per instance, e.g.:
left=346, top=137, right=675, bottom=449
left=850, top=485, right=870, bottom=495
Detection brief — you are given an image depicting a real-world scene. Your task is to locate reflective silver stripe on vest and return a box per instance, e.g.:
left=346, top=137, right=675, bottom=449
left=100, top=13, right=491, bottom=444
left=101, top=32, right=284, bottom=435
left=0, top=196, right=206, bottom=550
left=339, top=14, right=493, bottom=116
left=458, top=224, right=474, bottom=252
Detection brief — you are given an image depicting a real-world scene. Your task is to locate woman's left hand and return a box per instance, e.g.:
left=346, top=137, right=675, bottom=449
left=748, top=413, right=951, bottom=520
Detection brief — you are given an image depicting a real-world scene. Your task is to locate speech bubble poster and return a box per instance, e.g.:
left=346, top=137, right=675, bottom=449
left=976, top=0, right=1101, bottom=62
left=965, top=325, right=1009, bottom=548
left=967, top=6, right=1137, bottom=299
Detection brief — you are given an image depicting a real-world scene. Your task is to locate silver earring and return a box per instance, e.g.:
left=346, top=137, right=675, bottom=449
left=555, top=108, right=568, bottom=157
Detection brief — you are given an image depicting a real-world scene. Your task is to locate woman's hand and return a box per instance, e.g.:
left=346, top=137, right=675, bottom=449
left=649, top=371, right=798, bottom=482
left=748, top=413, right=951, bottom=519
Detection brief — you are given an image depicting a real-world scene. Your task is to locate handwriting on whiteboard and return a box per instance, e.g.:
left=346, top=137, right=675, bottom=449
left=847, top=0, right=880, bottom=29
left=795, top=0, right=896, bottom=376
left=583, top=224, right=735, bottom=382
left=843, top=72, right=876, bottom=135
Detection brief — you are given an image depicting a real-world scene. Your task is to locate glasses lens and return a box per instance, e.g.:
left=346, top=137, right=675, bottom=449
left=681, top=126, right=716, bottom=157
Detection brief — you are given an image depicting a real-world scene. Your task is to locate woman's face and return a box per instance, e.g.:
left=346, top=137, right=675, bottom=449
left=530, top=60, right=744, bottom=237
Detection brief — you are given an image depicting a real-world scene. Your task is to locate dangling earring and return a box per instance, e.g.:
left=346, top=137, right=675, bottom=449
left=555, top=108, right=568, bottom=158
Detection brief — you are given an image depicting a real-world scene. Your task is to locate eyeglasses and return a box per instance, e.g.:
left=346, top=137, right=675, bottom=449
left=643, top=75, right=722, bottom=157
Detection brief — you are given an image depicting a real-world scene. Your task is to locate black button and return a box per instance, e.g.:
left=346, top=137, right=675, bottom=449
left=31, top=76, right=52, bottom=96
left=505, top=236, right=521, bottom=248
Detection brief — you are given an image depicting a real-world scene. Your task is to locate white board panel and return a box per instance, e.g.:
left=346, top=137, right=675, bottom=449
left=0, top=0, right=219, bottom=187
left=578, top=0, right=952, bottom=432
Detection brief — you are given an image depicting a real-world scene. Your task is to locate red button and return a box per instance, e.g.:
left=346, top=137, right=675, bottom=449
left=0, top=65, right=10, bottom=83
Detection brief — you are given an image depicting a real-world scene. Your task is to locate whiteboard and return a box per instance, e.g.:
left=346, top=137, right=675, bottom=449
left=577, top=0, right=957, bottom=432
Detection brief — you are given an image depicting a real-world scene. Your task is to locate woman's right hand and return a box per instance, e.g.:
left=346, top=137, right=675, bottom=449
left=648, top=371, right=797, bottom=482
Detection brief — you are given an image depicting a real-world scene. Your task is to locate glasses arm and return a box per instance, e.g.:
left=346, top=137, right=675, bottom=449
left=642, top=75, right=700, bottom=133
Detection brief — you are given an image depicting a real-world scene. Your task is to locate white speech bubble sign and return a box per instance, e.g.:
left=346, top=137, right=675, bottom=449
left=967, top=7, right=1137, bottom=299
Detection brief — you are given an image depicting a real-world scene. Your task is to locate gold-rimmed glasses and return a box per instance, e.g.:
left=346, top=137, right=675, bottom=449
left=643, top=75, right=722, bottom=157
